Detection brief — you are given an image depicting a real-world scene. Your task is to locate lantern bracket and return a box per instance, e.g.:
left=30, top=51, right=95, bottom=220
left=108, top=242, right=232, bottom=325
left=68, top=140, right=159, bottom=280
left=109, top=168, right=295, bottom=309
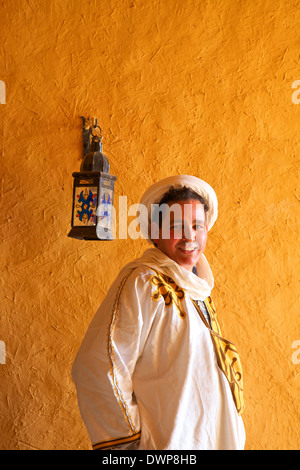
left=81, top=116, right=103, bottom=158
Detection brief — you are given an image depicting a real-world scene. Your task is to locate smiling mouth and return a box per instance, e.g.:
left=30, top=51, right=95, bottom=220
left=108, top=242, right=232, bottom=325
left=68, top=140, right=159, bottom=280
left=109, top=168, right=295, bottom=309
left=179, top=243, right=200, bottom=253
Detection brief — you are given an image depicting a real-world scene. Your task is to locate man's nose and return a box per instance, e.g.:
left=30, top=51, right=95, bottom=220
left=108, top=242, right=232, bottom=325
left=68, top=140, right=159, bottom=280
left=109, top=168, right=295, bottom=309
left=183, top=224, right=196, bottom=240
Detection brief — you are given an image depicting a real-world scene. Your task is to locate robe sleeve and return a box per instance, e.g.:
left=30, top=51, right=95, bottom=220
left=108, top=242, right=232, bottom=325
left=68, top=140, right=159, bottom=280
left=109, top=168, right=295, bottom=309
left=72, top=269, right=155, bottom=450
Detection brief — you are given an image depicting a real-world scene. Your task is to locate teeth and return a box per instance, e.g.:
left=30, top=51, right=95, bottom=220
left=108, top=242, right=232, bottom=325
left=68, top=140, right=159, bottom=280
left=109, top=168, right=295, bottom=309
left=182, top=244, right=198, bottom=251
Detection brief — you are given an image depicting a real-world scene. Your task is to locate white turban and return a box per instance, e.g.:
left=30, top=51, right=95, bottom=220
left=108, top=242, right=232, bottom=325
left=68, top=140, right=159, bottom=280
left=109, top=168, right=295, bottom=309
left=139, top=175, right=218, bottom=242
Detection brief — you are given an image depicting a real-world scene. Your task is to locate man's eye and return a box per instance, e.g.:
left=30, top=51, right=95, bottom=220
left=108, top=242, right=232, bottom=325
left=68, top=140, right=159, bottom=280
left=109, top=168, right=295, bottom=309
left=171, top=224, right=183, bottom=231
left=194, top=224, right=205, bottom=230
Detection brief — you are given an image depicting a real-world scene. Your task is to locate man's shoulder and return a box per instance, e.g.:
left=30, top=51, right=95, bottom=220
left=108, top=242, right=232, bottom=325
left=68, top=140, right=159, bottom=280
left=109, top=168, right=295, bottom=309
left=126, top=265, right=159, bottom=284
left=108, top=265, right=160, bottom=305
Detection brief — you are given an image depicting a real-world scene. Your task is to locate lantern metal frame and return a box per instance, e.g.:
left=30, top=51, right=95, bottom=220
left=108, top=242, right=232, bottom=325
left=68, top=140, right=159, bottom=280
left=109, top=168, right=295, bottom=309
left=68, top=117, right=117, bottom=241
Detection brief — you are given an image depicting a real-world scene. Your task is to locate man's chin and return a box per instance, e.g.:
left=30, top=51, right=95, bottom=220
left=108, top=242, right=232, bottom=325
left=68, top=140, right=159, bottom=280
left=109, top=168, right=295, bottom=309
left=176, top=254, right=200, bottom=271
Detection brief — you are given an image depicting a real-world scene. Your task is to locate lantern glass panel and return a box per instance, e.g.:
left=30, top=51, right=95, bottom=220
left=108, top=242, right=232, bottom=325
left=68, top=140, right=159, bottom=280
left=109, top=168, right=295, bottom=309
left=96, top=176, right=116, bottom=240
left=73, top=184, right=98, bottom=227
left=97, top=182, right=113, bottom=230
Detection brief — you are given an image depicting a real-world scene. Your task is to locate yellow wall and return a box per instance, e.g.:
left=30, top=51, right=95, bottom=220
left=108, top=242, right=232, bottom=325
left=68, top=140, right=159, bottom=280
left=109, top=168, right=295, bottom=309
left=0, top=0, right=299, bottom=450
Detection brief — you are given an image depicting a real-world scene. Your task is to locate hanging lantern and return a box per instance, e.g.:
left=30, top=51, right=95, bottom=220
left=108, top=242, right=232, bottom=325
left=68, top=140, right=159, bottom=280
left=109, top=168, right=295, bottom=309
left=68, top=116, right=117, bottom=240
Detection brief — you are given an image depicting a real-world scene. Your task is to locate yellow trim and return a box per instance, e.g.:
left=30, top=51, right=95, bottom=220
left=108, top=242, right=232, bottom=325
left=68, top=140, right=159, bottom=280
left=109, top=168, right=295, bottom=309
left=204, top=296, right=222, bottom=335
left=192, top=298, right=245, bottom=415
left=93, top=432, right=141, bottom=450
left=107, top=271, right=138, bottom=434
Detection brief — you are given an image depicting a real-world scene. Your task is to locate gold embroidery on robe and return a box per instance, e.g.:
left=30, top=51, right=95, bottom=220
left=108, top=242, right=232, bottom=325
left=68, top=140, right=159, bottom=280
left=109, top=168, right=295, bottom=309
left=149, top=270, right=244, bottom=415
left=150, top=271, right=186, bottom=319
left=211, top=333, right=244, bottom=415
left=193, top=298, right=245, bottom=415
left=93, top=431, right=141, bottom=450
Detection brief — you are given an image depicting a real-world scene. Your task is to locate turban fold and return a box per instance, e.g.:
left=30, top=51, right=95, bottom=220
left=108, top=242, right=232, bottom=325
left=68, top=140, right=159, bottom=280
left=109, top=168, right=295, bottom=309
left=139, top=175, right=218, bottom=242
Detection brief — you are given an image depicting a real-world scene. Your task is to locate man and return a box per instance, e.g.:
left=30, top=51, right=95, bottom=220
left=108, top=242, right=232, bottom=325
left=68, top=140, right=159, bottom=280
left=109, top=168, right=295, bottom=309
left=72, top=175, right=246, bottom=450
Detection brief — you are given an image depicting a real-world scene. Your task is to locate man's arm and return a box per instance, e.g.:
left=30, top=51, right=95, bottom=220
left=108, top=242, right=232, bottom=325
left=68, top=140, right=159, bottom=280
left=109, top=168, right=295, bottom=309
left=72, top=269, right=154, bottom=450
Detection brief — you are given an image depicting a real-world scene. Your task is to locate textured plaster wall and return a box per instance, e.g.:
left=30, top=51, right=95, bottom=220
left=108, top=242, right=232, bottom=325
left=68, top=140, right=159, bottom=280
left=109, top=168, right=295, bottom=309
left=0, top=0, right=299, bottom=450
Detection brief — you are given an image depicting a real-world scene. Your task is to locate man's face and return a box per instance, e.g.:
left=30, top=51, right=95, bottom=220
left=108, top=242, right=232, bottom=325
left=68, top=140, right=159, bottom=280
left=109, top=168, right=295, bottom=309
left=152, top=199, right=208, bottom=271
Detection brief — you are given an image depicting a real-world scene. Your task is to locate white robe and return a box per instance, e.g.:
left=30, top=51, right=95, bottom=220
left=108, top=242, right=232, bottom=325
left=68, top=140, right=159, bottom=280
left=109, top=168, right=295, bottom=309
left=72, top=248, right=245, bottom=450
